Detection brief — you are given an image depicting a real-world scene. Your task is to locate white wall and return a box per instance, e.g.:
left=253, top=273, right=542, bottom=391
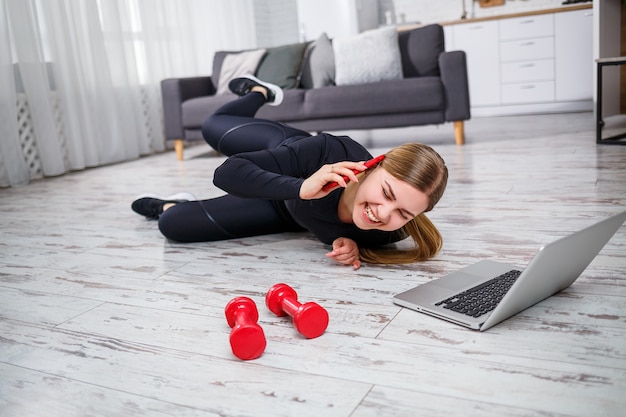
left=253, top=0, right=299, bottom=47
left=253, top=0, right=579, bottom=47
left=296, top=0, right=380, bottom=41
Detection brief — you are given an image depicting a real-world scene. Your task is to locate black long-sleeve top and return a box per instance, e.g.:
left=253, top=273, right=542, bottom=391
left=213, top=133, right=406, bottom=247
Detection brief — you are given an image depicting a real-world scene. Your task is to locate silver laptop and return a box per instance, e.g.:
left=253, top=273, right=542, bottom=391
left=393, top=210, right=626, bottom=331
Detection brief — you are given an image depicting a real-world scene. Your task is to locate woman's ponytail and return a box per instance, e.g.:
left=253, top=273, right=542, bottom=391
left=359, top=214, right=442, bottom=264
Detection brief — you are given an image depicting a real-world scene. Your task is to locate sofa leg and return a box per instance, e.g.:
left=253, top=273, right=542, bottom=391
left=454, top=121, right=465, bottom=145
left=174, top=139, right=184, bottom=160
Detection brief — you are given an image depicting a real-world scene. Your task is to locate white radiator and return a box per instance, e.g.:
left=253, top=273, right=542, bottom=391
left=11, top=87, right=163, bottom=183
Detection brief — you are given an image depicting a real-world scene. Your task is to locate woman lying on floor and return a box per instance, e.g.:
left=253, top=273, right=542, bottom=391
left=132, top=75, right=448, bottom=269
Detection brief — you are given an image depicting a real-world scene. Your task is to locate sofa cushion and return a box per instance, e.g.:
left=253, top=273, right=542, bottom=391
left=297, top=42, right=315, bottom=88
left=255, top=42, right=308, bottom=89
left=334, top=27, right=403, bottom=86
left=216, top=49, right=267, bottom=95
left=212, top=49, right=265, bottom=91
left=300, top=33, right=335, bottom=89
left=212, top=50, right=233, bottom=89
left=182, top=89, right=307, bottom=128
left=303, top=77, right=443, bottom=119
left=399, top=24, right=444, bottom=77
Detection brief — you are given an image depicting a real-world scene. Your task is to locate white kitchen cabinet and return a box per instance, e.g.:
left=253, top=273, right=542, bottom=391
left=554, top=8, right=593, bottom=102
left=499, top=37, right=554, bottom=63
left=499, top=14, right=554, bottom=41
left=443, top=25, right=453, bottom=52
left=501, top=60, right=554, bottom=84
left=452, top=20, right=501, bottom=107
left=499, top=15, right=555, bottom=105
left=502, top=81, right=555, bottom=104
left=447, top=8, right=593, bottom=115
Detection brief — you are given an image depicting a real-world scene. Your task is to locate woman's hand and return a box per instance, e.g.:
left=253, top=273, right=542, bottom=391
left=326, top=237, right=362, bottom=270
left=299, top=161, right=367, bottom=200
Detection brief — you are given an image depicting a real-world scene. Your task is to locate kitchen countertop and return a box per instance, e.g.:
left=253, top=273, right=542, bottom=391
left=398, top=3, right=592, bottom=30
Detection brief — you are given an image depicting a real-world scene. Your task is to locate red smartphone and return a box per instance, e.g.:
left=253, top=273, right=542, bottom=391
left=322, top=154, right=385, bottom=191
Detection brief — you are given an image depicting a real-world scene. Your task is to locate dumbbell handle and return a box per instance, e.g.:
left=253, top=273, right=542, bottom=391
left=279, top=297, right=302, bottom=318
left=266, top=283, right=329, bottom=339
left=232, top=309, right=255, bottom=326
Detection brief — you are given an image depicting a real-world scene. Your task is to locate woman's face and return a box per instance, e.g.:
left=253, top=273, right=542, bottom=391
left=352, top=166, right=430, bottom=231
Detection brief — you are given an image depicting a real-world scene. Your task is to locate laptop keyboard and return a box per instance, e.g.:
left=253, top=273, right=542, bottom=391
left=435, top=269, right=522, bottom=318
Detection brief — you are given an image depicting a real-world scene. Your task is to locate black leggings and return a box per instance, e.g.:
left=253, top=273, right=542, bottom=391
left=201, top=92, right=310, bottom=155
left=158, top=93, right=310, bottom=242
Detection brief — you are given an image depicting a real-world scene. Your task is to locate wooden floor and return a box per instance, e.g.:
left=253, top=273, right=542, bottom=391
left=1, top=112, right=625, bottom=417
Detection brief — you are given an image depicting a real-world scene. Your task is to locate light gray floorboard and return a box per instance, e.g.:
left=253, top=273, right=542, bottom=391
left=1, top=112, right=625, bottom=416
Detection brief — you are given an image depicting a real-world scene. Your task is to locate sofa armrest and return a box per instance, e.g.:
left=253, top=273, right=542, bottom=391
left=161, top=76, right=216, bottom=141
left=439, top=51, right=471, bottom=122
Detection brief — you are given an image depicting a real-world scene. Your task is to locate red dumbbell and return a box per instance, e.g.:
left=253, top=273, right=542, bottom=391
left=224, top=297, right=266, bottom=360
left=265, top=283, right=329, bottom=339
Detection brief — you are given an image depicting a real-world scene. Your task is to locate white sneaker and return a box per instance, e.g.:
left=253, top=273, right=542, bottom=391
left=228, top=74, right=284, bottom=106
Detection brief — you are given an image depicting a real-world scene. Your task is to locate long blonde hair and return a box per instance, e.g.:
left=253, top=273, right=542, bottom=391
left=359, top=143, right=448, bottom=265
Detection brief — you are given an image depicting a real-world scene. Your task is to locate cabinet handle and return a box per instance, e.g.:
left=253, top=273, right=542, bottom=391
left=520, top=63, right=535, bottom=68
left=520, top=85, right=536, bottom=90
left=519, top=19, right=535, bottom=25
left=469, top=25, right=483, bottom=30
left=520, top=41, right=535, bottom=47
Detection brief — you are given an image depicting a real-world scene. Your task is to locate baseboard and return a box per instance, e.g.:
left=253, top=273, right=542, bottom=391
left=470, top=100, right=593, bottom=118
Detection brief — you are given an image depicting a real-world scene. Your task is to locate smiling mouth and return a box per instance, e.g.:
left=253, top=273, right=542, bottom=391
left=364, top=204, right=381, bottom=224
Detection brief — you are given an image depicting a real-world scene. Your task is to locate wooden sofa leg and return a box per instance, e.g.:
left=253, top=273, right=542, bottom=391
left=174, top=139, right=184, bottom=160
left=454, top=121, right=465, bottom=145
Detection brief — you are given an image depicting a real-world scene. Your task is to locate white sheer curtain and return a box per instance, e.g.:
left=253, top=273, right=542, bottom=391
left=0, top=0, right=256, bottom=187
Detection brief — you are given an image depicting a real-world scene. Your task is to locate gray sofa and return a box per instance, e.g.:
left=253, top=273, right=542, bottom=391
left=161, top=24, right=470, bottom=160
